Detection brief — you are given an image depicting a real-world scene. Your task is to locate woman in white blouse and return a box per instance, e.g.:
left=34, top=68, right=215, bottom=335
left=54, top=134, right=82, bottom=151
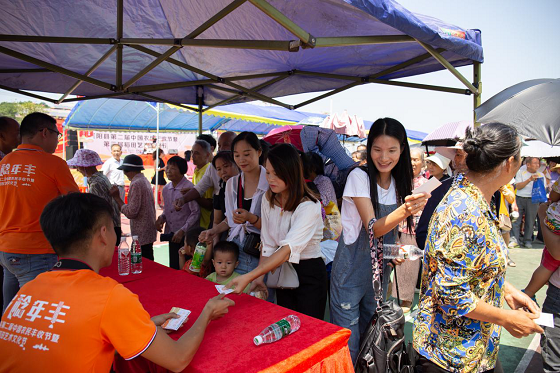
left=229, top=144, right=328, bottom=319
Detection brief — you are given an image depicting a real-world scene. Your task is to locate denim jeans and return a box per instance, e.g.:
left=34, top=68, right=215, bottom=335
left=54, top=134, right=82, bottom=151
left=0, top=252, right=58, bottom=313
left=330, top=225, right=394, bottom=363
left=541, top=283, right=560, bottom=373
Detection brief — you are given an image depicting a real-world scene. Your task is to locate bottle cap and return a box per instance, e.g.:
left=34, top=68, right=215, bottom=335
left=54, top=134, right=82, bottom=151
left=132, top=235, right=139, bottom=239
left=253, top=336, right=263, bottom=346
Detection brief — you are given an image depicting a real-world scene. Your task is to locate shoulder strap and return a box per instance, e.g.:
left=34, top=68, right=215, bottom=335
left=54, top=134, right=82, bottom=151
left=368, top=218, right=384, bottom=304
left=237, top=175, right=243, bottom=209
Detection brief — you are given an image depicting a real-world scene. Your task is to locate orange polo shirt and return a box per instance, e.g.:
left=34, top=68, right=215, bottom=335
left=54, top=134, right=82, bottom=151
left=0, top=144, right=79, bottom=254
left=0, top=268, right=157, bottom=372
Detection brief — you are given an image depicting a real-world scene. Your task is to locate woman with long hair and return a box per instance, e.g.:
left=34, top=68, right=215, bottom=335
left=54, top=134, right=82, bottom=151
left=199, top=132, right=267, bottom=274
left=228, top=144, right=327, bottom=319
left=151, top=148, right=166, bottom=208
left=330, top=118, right=430, bottom=362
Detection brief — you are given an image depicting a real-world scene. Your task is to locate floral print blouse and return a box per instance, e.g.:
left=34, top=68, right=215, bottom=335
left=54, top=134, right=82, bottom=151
left=413, top=173, right=508, bottom=373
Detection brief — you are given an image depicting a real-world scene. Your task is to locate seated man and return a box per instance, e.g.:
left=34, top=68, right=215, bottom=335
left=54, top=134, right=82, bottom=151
left=0, top=193, right=234, bottom=372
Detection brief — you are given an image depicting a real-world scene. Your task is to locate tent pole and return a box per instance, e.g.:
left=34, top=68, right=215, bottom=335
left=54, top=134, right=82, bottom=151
left=473, top=62, right=482, bottom=127
left=116, top=0, right=123, bottom=89
left=0, top=85, right=57, bottom=103
left=155, top=102, right=160, bottom=213
left=197, top=86, right=204, bottom=136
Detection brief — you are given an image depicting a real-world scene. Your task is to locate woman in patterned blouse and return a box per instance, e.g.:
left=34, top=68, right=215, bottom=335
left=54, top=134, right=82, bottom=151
left=413, top=123, right=543, bottom=373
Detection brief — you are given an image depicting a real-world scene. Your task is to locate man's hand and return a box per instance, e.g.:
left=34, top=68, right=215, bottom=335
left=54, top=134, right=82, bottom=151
left=171, top=230, right=185, bottom=243
left=174, top=197, right=185, bottom=211
left=151, top=313, right=179, bottom=327
left=155, top=216, right=165, bottom=232
left=203, top=294, right=235, bottom=321
left=503, top=309, right=543, bottom=338
left=531, top=174, right=541, bottom=181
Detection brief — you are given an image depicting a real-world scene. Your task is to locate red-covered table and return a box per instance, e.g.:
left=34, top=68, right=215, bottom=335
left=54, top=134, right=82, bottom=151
left=100, top=254, right=353, bottom=373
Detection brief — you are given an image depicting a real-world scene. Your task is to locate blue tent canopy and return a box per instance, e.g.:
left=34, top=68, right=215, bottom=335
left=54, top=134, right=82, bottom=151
left=63, top=99, right=320, bottom=134
left=0, top=0, right=482, bottom=110
left=63, top=98, right=428, bottom=142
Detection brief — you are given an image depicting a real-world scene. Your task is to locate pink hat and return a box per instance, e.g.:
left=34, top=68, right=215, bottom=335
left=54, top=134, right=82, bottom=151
left=67, top=149, right=103, bottom=168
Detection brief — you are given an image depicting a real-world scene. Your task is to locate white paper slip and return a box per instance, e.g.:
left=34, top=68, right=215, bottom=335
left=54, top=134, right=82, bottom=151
left=413, top=177, right=442, bottom=195
left=215, top=284, right=234, bottom=295
left=161, top=307, right=191, bottom=331
left=534, top=312, right=555, bottom=328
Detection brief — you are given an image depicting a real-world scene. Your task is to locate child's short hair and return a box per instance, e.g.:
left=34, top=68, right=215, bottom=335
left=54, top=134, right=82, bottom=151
left=185, top=227, right=205, bottom=248
left=213, top=241, right=239, bottom=261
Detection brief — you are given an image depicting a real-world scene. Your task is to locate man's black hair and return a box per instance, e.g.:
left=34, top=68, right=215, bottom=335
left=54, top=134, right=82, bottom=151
left=40, top=193, right=114, bottom=256
left=20, top=112, right=56, bottom=138
left=213, top=241, right=240, bottom=261
left=197, top=134, right=216, bottom=151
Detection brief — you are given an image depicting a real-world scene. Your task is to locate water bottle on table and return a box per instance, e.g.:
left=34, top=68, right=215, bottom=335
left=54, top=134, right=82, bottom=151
left=383, top=244, right=424, bottom=260
left=117, top=237, right=130, bottom=276
left=131, top=235, right=142, bottom=274
left=254, top=315, right=301, bottom=346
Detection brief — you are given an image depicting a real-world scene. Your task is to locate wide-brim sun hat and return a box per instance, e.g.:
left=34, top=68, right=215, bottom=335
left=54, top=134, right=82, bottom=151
left=67, top=149, right=103, bottom=168
left=118, top=154, right=145, bottom=171
left=426, top=152, right=451, bottom=171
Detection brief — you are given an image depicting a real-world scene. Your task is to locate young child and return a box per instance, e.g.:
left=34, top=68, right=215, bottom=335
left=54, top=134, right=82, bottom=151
left=206, top=241, right=251, bottom=294
left=179, top=227, right=211, bottom=278
left=523, top=180, right=560, bottom=300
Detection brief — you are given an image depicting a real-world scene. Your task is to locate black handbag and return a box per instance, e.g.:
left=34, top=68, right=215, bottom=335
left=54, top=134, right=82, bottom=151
left=354, top=219, right=417, bottom=373
left=237, top=176, right=261, bottom=258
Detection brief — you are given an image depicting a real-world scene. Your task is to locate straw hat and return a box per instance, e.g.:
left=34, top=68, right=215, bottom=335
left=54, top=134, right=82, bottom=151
left=117, top=154, right=145, bottom=171
left=426, top=153, right=451, bottom=171
left=67, top=149, right=103, bottom=168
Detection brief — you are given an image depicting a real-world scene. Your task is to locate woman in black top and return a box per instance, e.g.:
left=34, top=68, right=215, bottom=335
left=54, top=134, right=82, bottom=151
left=151, top=148, right=166, bottom=208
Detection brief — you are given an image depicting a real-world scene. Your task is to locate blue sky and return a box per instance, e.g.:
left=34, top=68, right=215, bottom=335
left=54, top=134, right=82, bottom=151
left=1, top=0, right=558, bottom=134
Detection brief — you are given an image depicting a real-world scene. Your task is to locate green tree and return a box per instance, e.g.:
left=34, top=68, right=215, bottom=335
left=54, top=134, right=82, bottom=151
left=0, top=101, right=49, bottom=119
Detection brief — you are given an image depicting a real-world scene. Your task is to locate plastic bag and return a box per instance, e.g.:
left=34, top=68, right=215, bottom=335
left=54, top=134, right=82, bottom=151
left=323, top=201, right=342, bottom=241
left=532, top=177, right=548, bottom=204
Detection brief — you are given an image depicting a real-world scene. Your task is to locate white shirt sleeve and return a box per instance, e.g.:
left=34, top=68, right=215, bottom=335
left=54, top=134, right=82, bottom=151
left=224, top=176, right=237, bottom=229
left=343, top=168, right=370, bottom=199
left=279, top=201, right=323, bottom=264
left=194, top=165, right=220, bottom=196
left=260, top=194, right=275, bottom=257
left=101, top=160, right=110, bottom=176
left=514, top=169, right=525, bottom=184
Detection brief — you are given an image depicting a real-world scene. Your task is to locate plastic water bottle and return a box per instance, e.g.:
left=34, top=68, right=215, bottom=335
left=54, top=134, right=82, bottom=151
left=254, top=315, right=301, bottom=346
left=189, top=242, right=207, bottom=272
left=383, top=244, right=424, bottom=260
left=131, top=235, right=142, bottom=274
left=117, top=237, right=130, bottom=276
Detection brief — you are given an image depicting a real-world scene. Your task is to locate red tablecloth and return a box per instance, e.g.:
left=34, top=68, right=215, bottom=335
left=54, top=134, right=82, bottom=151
left=101, top=253, right=353, bottom=373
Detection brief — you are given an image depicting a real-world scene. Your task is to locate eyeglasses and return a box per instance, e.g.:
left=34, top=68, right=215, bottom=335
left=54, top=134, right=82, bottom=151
left=42, top=128, right=63, bottom=140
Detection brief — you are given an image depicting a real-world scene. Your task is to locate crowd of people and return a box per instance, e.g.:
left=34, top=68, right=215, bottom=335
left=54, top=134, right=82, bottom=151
left=0, top=112, right=558, bottom=373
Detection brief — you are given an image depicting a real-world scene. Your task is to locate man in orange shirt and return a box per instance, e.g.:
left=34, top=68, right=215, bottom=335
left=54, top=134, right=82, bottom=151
left=0, top=112, right=79, bottom=312
left=0, top=193, right=234, bottom=372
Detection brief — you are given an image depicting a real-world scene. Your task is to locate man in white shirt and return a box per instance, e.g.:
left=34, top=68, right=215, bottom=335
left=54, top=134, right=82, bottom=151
left=101, top=144, right=125, bottom=201
left=511, top=157, right=544, bottom=248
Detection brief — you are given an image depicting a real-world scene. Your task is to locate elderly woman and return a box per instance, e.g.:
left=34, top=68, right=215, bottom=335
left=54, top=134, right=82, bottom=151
left=413, top=123, right=543, bottom=373
left=425, top=152, right=451, bottom=181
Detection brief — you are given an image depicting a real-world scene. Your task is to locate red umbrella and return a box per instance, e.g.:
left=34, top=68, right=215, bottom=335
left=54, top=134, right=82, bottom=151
left=262, top=125, right=304, bottom=150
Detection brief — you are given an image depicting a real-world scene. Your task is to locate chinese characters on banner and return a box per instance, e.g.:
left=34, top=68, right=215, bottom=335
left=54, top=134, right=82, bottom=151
left=80, top=131, right=197, bottom=157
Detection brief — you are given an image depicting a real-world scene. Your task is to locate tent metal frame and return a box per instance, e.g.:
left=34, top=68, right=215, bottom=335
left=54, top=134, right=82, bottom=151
left=0, top=0, right=482, bottom=134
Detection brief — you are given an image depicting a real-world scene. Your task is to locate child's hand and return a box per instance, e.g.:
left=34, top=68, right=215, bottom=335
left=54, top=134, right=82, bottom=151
left=249, top=276, right=268, bottom=298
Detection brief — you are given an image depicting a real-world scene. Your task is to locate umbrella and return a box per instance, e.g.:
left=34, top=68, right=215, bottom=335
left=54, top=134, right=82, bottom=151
left=422, top=120, right=473, bottom=146
left=521, top=140, right=560, bottom=158
left=262, top=125, right=304, bottom=151
left=320, top=111, right=366, bottom=139
left=475, top=79, right=560, bottom=146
